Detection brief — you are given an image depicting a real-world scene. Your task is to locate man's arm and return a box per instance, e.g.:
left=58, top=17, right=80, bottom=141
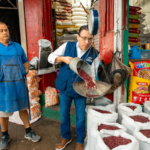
left=48, top=42, right=72, bottom=65
left=23, top=62, right=29, bottom=74
left=55, top=56, right=72, bottom=64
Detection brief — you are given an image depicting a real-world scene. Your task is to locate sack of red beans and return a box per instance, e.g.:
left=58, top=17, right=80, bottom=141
left=144, top=101, right=150, bottom=115
left=94, top=97, right=116, bottom=112
left=89, top=122, right=127, bottom=150
left=118, top=103, right=142, bottom=124
left=133, top=125, right=150, bottom=150
left=95, top=131, right=139, bottom=150
left=87, top=106, right=118, bottom=134
left=86, top=106, right=118, bottom=150
left=122, top=113, right=150, bottom=135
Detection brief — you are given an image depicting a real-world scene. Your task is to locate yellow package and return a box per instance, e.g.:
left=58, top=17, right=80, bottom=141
left=129, top=42, right=140, bottom=47
left=128, top=76, right=150, bottom=104
left=129, top=24, right=140, bottom=29
left=56, top=25, right=78, bottom=29
left=56, top=32, right=63, bottom=36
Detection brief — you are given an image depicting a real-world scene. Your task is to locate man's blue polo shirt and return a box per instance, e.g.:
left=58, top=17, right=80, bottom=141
left=0, top=40, right=28, bottom=64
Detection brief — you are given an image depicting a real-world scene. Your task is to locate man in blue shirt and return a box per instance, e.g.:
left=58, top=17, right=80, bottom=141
left=0, top=22, right=41, bottom=150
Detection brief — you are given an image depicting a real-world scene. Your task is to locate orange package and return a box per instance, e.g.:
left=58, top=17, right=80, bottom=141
left=29, top=89, right=42, bottom=99
left=45, top=87, right=59, bottom=107
left=30, top=103, right=41, bottom=120
left=28, top=70, right=38, bottom=77
left=28, top=83, right=39, bottom=91
left=30, top=97, right=40, bottom=104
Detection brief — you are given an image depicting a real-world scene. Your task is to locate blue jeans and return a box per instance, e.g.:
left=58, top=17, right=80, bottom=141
left=60, top=92, right=86, bottom=144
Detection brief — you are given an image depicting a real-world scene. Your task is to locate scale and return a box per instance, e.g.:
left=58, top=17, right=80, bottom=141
left=88, top=9, right=99, bottom=35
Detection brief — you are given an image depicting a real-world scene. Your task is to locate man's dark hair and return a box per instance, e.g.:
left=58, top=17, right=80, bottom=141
left=78, top=25, right=88, bottom=35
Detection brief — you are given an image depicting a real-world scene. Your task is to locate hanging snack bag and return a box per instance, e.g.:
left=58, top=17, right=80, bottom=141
left=129, top=11, right=141, bottom=15
left=129, top=19, right=140, bottom=24
left=129, top=24, right=140, bottom=29
left=129, top=37, right=141, bottom=42
left=129, top=15, right=139, bottom=20
left=129, top=33, right=139, bottom=38
left=129, top=6, right=142, bottom=11
left=129, top=29, right=141, bottom=34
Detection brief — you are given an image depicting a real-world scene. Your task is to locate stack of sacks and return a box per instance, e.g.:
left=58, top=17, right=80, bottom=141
left=95, top=131, right=139, bottom=150
left=86, top=106, right=118, bottom=150
left=129, top=6, right=146, bottom=47
left=45, top=86, right=59, bottom=107
left=88, top=122, right=127, bottom=150
left=27, top=70, right=42, bottom=120
left=118, top=103, right=142, bottom=124
left=53, top=0, right=78, bottom=47
left=72, top=5, right=88, bottom=28
left=134, top=125, right=150, bottom=150
left=121, top=112, right=150, bottom=135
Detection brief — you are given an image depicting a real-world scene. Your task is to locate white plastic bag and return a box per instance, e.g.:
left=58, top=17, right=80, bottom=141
left=95, top=131, right=139, bottom=150
left=72, top=12, right=87, bottom=16
left=122, top=113, right=150, bottom=135
left=133, top=125, right=150, bottom=150
left=72, top=8, right=85, bottom=12
left=76, top=23, right=88, bottom=27
left=72, top=16, right=87, bottom=20
left=118, top=103, right=142, bottom=124
left=72, top=19, right=87, bottom=23
left=56, top=20, right=76, bottom=25
left=89, top=122, right=127, bottom=150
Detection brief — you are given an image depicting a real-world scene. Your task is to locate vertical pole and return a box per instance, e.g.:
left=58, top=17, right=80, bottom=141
left=114, top=0, right=123, bottom=108
left=124, top=0, right=129, bottom=102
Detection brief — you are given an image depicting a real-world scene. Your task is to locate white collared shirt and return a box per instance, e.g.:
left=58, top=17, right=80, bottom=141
left=48, top=42, right=100, bottom=79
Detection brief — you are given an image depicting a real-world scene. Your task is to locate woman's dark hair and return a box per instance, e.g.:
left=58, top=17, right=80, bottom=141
left=78, top=25, right=88, bottom=35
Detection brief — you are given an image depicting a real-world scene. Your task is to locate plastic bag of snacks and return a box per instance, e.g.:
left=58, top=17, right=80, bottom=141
left=30, top=97, right=40, bottom=104
left=30, top=103, right=41, bottom=120
left=128, top=76, right=150, bottom=104
left=89, top=122, right=127, bottom=150
left=29, top=89, right=42, bottom=99
left=45, top=86, right=59, bottom=107
left=118, top=103, right=142, bottom=123
left=28, top=83, right=39, bottom=90
left=122, top=112, right=150, bottom=135
left=133, top=125, right=150, bottom=150
left=95, top=131, right=139, bottom=150
left=128, top=61, right=150, bottom=104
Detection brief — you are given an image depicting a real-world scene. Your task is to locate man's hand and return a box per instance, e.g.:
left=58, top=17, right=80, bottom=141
left=62, top=57, right=73, bottom=64
left=23, top=62, right=29, bottom=74
left=55, top=56, right=73, bottom=64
